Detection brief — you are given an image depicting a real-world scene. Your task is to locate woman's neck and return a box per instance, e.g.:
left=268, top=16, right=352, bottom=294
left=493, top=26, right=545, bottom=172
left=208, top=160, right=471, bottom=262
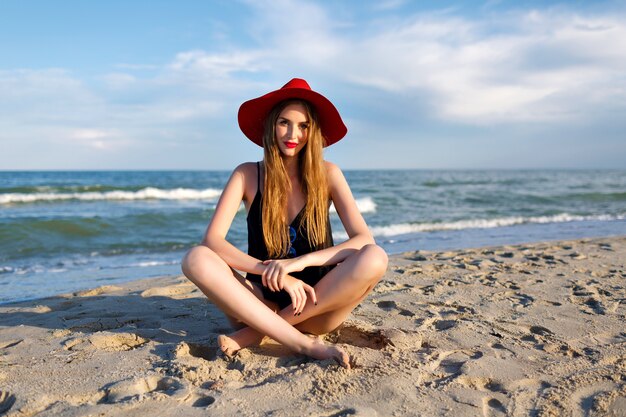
left=282, top=156, right=300, bottom=181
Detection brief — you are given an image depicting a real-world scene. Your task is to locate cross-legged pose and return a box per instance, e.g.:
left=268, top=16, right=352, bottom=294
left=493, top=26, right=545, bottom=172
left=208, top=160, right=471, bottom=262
left=181, top=79, right=388, bottom=368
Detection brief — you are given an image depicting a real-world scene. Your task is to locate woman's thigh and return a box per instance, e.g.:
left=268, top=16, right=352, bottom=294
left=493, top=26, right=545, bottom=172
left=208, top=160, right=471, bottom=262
left=227, top=268, right=279, bottom=328
left=182, top=246, right=279, bottom=327
left=296, top=244, right=387, bottom=334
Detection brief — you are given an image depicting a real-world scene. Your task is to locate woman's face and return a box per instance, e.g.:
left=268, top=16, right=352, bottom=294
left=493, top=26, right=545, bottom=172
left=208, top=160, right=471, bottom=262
left=274, top=103, right=309, bottom=157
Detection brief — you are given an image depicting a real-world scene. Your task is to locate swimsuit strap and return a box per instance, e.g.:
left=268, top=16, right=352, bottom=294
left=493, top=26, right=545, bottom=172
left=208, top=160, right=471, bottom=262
left=256, top=161, right=261, bottom=194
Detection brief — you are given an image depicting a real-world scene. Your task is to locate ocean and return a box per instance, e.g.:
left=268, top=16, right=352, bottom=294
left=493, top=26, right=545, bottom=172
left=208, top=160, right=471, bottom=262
left=1, top=169, right=625, bottom=304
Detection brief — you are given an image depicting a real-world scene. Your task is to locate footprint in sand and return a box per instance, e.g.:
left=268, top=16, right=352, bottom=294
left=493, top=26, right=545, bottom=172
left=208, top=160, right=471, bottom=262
left=419, top=302, right=475, bottom=330
left=378, top=328, right=422, bottom=350
left=403, top=252, right=429, bottom=262
left=482, top=397, right=507, bottom=416
left=456, top=356, right=541, bottom=416
left=325, top=323, right=392, bottom=350
left=188, top=392, right=216, bottom=408
left=493, top=290, right=535, bottom=309
left=518, top=326, right=582, bottom=358
left=569, top=281, right=612, bottom=315
left=536, top=359, right=626, bottom=416
left=456, top=375, right=507, bottom=395
left=102, top=375, right=187, bottom=403
left=422, top=349, right=484, bottom=388
left=0, top=391, right=16, bottom=414
left=373, top=279, right=413, bottom=293
left=169, top=341, right=237, bottom=386
left=175, top=341, right=219, bottom=361
left=325, top=406, right=380, bottom=417
left=433, top=320, right=457, bottom=331
left=63, top=331, right=147, bottom=352
left=375, top=300, right=415, bottom=317
left=583, top=298, right=607, bottom=315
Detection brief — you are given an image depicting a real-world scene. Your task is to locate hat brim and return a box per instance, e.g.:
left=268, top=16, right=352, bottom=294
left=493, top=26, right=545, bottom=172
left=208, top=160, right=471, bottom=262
left=238, top=86, right=347, bottom=147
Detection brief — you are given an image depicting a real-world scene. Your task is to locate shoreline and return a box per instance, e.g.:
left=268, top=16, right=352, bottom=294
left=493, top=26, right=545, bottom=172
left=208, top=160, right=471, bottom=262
left=4, top=224, right=626, bottom=306
left=1, top=236, right=625, bottom=416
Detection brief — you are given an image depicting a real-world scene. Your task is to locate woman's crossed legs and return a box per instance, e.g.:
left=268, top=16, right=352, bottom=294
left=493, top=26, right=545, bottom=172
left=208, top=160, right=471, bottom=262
left=181, top=244, right=388, bottom=367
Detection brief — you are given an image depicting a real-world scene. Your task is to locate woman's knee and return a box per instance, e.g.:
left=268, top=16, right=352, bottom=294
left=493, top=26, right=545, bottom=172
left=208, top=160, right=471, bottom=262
left=181, top=245, right=216, bottom=280
left=356, top=244, right=388, bottom=278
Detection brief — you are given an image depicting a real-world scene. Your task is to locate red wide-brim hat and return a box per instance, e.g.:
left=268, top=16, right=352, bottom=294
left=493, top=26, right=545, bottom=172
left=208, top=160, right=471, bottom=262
left=238, top=78, right=347, bottom=147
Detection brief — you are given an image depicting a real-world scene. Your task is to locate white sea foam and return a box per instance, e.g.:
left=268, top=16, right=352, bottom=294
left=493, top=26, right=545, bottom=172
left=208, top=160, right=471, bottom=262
left=0, top=190, right=378, bottom=212
left=333, top=213, right=626, bottom=240
left=0, top=187, right=223, bottom=204
left=133, top=260, right=180, bottom=267
left=330, top=197, right=377, bottom=214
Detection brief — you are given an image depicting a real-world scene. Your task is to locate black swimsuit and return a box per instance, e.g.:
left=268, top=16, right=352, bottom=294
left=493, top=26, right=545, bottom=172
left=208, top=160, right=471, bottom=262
left=246, top=162, right=334, bottom=309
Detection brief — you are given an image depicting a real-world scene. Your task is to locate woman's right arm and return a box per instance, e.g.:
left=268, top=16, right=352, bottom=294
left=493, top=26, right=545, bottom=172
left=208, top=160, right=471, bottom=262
left=202, top=163, right=266, bottom=275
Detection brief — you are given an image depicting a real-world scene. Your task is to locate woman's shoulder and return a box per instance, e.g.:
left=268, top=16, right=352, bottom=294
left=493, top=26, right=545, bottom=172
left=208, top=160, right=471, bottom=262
left=323, top=159, right=341, bottom=172
left=233, top=161, right=259, bottom=171
left=232, top=161, right=261, bottom=178
left=323, top=160, right=344, bottom=181
left=231, top=162, right=262, bottom=201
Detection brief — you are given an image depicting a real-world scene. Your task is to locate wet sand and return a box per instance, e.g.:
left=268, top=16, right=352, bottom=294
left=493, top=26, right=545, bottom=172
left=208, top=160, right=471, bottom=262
left=1, top=236, right=625, bottom=416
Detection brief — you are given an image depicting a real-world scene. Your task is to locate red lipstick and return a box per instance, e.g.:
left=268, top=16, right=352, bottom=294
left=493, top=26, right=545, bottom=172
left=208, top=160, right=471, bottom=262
left=285, top=142, right=298, bottom=149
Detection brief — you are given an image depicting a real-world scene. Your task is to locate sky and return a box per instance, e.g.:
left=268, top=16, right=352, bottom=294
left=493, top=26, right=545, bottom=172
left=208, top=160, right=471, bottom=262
left=1, top=0, right=625, bottom=170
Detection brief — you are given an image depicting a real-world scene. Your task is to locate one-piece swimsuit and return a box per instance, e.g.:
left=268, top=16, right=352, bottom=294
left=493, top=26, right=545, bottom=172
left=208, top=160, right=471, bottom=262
left=246, top=162, right=335, bottom=309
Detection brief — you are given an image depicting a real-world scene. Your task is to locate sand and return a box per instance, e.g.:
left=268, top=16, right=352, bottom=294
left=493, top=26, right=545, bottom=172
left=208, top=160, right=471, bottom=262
left=1, top=236, right=625, bottom=416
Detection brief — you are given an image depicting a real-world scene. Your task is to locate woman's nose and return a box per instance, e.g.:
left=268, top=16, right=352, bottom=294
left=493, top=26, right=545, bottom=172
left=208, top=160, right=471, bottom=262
left=288, top=125, right=298, bottom=139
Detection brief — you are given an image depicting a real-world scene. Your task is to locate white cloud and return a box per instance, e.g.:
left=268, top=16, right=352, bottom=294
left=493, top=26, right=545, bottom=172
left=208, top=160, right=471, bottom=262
left=102, top=73, right=137, bottom=89
left=65, top=128, right=130, bottom=150
left=225, top=2, right=625, bottom=124
left=371, top=0, right=407, bottom=11
left=70, top=129, right=109, bottom=140
left=0, top=68, right=101, bottom=118
left=244, top=0, right=345, bottom=66
left=323, top=9, right=626, bottom=123
left=169, top=50, right=263, bottom=75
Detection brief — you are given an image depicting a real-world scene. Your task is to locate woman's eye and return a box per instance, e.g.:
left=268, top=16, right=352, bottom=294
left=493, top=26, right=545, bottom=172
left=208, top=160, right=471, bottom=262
left=300, top=124, right=309, bottom=130
left=278, top=120, right=288, bottom=126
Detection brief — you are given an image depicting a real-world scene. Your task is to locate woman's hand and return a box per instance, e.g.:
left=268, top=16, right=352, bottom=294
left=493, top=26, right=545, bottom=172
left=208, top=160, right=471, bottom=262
left=281, top=275, right=317, bottom=315
left=261, top=257, right=307, bottom=292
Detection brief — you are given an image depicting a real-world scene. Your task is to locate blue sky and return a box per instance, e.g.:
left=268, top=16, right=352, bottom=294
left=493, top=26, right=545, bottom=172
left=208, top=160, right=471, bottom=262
left=1, top=0, right=625, bottom=170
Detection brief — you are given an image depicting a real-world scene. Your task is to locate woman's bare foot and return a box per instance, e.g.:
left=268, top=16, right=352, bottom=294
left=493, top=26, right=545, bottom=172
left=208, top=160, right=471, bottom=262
left=217, top=334, right=241, bottom=357
left=221, top=332, right=349, bottom=368
left=304, top=339, right=351, bottom=369
left=226, top=326, right=265, bottom=351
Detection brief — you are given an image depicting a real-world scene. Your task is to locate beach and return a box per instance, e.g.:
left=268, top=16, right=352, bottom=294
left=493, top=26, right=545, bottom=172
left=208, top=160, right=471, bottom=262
left=1, top=236, right=624, bottom=416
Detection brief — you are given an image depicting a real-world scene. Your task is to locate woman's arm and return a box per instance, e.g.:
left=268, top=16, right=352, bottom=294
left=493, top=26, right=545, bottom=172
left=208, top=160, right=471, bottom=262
left=202, top=163, right=266, bottom=275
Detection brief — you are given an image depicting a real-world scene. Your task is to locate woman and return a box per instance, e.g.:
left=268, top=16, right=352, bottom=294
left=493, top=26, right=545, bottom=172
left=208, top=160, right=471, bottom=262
left=182, top=78, right=388, bottom=368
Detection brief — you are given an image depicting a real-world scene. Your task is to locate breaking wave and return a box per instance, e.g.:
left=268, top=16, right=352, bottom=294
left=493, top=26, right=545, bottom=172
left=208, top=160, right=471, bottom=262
left=0, top=187, right=223, bottom=204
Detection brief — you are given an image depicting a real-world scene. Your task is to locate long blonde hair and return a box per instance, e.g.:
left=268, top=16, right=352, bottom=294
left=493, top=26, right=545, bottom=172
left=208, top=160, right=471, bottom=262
left=261, top=99, right=329, bottom=258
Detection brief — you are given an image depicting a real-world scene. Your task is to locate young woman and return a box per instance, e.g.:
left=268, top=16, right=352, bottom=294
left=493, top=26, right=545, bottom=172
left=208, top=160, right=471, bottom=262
left=181, top=79, right=388, bottom=368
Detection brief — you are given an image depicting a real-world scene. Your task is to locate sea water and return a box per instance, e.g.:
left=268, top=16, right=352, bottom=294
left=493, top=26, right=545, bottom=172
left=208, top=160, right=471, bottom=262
left=1, top=169, right=625, bottom=303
